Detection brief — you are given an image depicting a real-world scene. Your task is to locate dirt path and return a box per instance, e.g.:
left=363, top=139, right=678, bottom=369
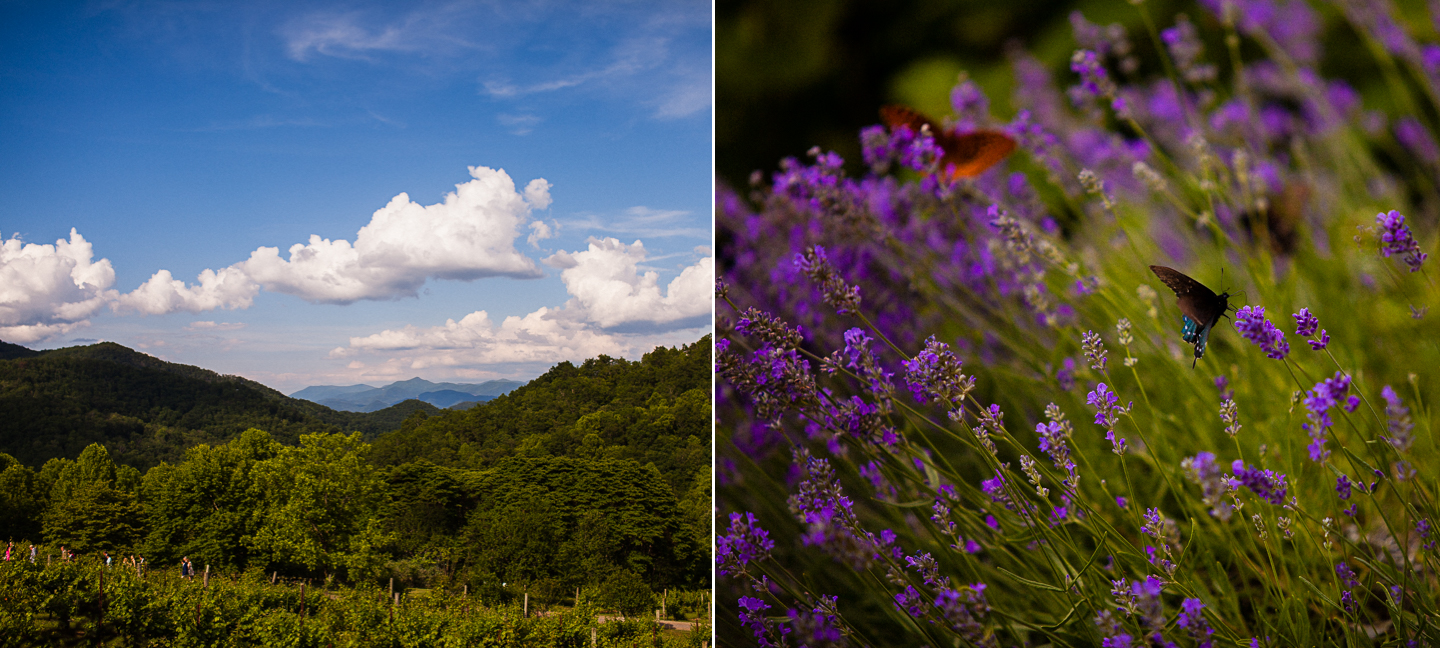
left=596, top=615, right=703, bottom=631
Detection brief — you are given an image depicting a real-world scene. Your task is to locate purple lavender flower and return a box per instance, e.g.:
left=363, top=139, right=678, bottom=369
left=1131, top=576, right=1167, bottom=632
left=1336, top=561, right=1360, bottom=588
left=790, top=448, right=889, bottom=568
left=1086, top=383, right=1132, bottom=453
left=1182, top=452, right=1234, bottom=520
left=1376, top=210, right=1429, bottom=272
left=894, top=585, right=924, bottom=617
left=739, top=596, right=790, bottom=647
left=1162, top=14, right=1216, bottom=83
left=1057, top=357, right=1076, bottom=391
left=1235, top=306, right=1290, bottom=360
left=1082, top=330, right=1108, bottom=371
left=1336, top=475, right=1352, bottom=501
left=1177, top=598, right=1215, bottom=648
left=950, top=79, right=989, bottom=129
left=1071, top=50, right=1116, bottom=101
left=1220, top=398, right=1240, bottom=438
left=1037, top=419, right=1079, bottom=491
left=796, top=246, right=862, bottom=314
left=901, top=336, right=977, bottom=408
left=934, top=584, right=995, bottom=646
left=1418, top=519, right=1435, bottom=550
left=1381, top=385, right=1414, bottom=452
left=1214, top=375, right=1234, bottom=401
left=1303, top=371, right=1353, bottom=461
left=981, top=468, right=1014, bottom=510
left=1292, top=308, right=1329, bottom=350
left=718, top=511, right=776, bottom=576
left=786, top=596, right=844, bottom=648
left=1101, top=635, right=1134, bottom=648
left=1395, top=116, right=1440, bottom=165
left=1230, top=461, right=1289, bottom=505
left=1343, top=0, right=1420, bottom=62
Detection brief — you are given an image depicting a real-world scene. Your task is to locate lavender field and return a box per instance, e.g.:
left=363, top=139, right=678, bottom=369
left=716, top=0, right=1439, bottom=645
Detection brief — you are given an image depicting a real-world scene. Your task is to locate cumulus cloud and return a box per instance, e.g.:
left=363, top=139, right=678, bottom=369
left=544, top=238, right=711, bottom=329
left=332, top=238, right=712, bottom=374
left=0, top=229, right=116, bottom=343
left=527, top=220, right=556, bottom=248
left=122, top=166, right=550, bottom=310
left=116, top=267, right=258, bottom=315
left=335, top=307, right=630, bottom=368
left=237, top=166, right=548, bottom=303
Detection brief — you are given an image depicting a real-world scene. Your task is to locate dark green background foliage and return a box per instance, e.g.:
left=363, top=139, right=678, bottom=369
left=0, top=341, right=442, bottom=470
left=0, top=336, right=711, bottom=597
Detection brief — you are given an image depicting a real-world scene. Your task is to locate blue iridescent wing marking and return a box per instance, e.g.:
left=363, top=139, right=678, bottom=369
left=1151, top=265, right=1230, bottom=368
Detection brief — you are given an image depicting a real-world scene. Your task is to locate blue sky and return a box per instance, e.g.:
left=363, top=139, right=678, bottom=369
left=1, top=0, right=712, bottom=394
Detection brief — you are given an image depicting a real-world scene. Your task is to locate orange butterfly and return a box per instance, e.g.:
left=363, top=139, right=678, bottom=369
left=880, top=105, right=1016, bottom=180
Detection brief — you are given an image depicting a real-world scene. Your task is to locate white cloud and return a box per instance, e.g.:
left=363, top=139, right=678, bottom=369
left=186, top=321, right=246, bottom=332
left=127, top=166, right=549, bottom=310
left=239, top=166, right=546, bottom=303
left=336, top=307, right=630, bottom=367
left=280, top=9, right=476, bottom=61
left=116, top=266, right=258, bottom=315
left=544, top=238, right=711, bottom=329
left=497, top=113, right=542, bottom=135
left=563, top=206, right=705, bottom=239
left=528, top=220, right=555, bottom=248
left=330, top=236, right=712, bottom=377
left=0, top=229, right=117, bottom=343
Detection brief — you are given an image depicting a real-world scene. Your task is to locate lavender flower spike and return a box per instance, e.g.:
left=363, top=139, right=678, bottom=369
left=718, top=511, right=775, bottom=577
left=1230, top=461, right=1289, bottom=505
left=1376, top=210, right=1429, bottom=272
left=1235, top=306, right=1290, bottom=360
left=1293, top=308, right=1329, bottom=351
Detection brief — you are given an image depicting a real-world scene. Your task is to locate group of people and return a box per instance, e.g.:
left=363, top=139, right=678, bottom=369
left=3, top=541, right=146, bottom=571
left=2, top=541, right=37, bottom=563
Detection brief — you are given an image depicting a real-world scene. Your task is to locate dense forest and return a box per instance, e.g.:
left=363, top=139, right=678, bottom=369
left=0, top=336, right=712, bottom=599
left=0, top=340, right=441, bottom=470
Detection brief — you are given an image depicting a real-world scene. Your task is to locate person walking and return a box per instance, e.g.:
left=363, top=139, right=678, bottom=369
left=104, top=551, right=112, bottom=568
left=4, top=541, right=12, bottom=560
left=28, top=544, right=36, bottom=564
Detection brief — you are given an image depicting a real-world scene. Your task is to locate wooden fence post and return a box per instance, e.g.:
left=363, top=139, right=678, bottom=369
left=523, top=591, right=528, bottom=618
left=203, top=564, right=210, bottom=588
left=590, top=627, right=597, bottom=648
left=271, top=571, right=277, bottom=585
left=389, top=577, right=394, bottom=598
left=575, top=587, right=580, bottom=606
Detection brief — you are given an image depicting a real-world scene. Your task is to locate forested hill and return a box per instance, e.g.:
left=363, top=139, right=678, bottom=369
left=370, top=335, right=712, bottom=496
left=0, top=341, right=440, bottom=469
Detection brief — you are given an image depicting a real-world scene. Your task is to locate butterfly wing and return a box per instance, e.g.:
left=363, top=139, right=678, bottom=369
left=1149, top=265, right=1228, bottom=363
left=880, top=105, right=1015, bottom=179
left=943, top=131, right=1017, bottom=179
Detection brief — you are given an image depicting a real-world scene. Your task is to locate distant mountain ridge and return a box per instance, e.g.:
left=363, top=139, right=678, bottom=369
left=290, top=377, right=524, bottom=412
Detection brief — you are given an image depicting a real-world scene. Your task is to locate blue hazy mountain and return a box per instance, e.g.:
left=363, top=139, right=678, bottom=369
left=290, top=378, right=524, bottom=412
left=288, top=384, right=377, bottom=402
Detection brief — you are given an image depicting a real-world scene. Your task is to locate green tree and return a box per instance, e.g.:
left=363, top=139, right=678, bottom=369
left=598, top=569, right=656, bottom=619
left=249, top=432, right=392, bottom=581
left=0, top=453, right=44, bottom=542
left=41, top=444, right=143, bottom=553
left=139, top=427, right=279, bottom=569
